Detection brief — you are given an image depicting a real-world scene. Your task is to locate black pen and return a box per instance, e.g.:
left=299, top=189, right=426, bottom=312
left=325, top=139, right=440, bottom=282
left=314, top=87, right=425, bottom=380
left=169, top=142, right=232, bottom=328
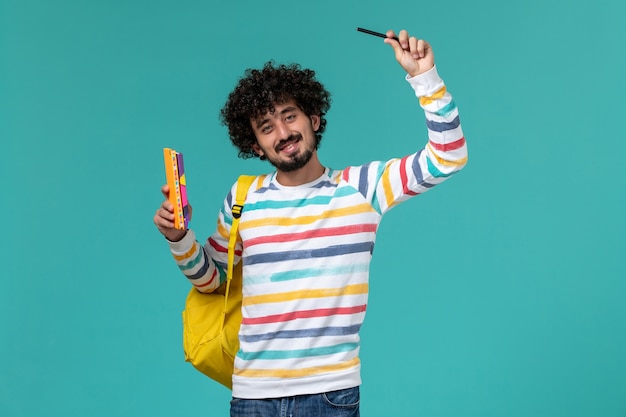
left=356, top=27, right=399, bottom=41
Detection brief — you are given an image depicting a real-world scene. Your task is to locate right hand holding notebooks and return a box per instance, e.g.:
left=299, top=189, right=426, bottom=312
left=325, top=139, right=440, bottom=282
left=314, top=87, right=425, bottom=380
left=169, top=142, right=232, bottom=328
left=163, top=148, right=190, bottom=230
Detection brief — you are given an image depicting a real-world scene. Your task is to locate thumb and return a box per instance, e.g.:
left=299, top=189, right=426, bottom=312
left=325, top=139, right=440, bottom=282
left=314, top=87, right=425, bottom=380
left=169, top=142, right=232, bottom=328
left=161, top=184, right=170, bottom=199
left=383, top=37, right=404, bottom=61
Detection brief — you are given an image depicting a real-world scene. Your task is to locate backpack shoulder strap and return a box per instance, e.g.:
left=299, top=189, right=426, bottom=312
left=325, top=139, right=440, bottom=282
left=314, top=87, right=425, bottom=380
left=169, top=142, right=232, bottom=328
left=230, top=175, right=256, bottom=224
left=223, top=175, right=257, bottom=309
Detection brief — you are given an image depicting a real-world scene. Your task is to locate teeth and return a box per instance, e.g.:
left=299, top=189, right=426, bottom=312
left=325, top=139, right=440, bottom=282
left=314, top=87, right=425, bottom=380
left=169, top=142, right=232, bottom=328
left=279, top=139, right=297, bottom=151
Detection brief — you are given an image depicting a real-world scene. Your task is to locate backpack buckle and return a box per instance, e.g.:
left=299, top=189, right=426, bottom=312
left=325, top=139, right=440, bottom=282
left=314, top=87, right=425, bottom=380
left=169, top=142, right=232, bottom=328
left=232, top=204, right=243, bottom=219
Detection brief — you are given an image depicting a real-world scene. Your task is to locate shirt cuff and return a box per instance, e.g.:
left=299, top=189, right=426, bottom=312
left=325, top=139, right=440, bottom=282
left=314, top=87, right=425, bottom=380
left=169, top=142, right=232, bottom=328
left=167, top=229, right=196, bottom=255
left=405, top=65, right=445, bottom=97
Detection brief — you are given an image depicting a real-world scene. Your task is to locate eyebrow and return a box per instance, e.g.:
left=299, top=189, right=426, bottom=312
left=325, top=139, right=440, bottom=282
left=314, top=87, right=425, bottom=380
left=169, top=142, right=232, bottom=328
left=254, top=105, right=298, bottom=129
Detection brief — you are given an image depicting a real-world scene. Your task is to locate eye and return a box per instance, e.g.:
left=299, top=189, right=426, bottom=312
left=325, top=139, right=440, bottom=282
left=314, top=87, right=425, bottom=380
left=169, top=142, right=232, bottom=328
left=260, top=125, right=273, bottom=133
left=285, top=114, right=296, bottom=122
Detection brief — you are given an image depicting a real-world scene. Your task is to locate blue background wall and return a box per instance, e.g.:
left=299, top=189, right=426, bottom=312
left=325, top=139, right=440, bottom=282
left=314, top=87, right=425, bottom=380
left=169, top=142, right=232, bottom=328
left=2, top=0, right=625, bottom=416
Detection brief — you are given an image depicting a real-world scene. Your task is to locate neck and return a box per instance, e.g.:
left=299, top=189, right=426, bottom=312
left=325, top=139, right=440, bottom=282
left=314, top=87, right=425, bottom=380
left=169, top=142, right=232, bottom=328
left=275, top=153, right=325, bottom=186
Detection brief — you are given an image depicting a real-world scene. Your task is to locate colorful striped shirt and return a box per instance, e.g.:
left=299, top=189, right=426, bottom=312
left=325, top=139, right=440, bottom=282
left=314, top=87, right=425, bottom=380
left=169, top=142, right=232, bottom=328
left=168, top=65, right=467, bottom=398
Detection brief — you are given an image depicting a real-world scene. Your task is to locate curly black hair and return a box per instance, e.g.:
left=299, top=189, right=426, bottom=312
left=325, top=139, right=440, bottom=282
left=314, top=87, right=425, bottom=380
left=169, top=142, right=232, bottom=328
left=220, top=61, right=332, bottom=159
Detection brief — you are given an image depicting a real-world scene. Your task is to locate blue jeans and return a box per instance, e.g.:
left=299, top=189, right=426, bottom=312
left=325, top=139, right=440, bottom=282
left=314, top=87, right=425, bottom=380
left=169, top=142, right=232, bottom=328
left=230, top=386, right=360, bottom=417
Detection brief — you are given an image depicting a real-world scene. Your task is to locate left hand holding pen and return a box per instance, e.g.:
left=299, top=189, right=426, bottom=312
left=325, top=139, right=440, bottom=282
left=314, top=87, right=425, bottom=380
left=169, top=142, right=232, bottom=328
left=384, top=29, right=434, bottom=77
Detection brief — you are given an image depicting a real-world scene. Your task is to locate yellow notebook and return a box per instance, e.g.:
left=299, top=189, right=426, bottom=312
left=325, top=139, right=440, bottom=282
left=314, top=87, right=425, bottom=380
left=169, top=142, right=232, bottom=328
left=163, top=148, right=189, bottom=230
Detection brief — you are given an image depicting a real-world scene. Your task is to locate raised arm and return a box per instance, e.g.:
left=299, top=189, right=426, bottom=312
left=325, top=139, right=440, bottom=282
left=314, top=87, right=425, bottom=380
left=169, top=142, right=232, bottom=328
left=341, top=29, right=467, bottom=214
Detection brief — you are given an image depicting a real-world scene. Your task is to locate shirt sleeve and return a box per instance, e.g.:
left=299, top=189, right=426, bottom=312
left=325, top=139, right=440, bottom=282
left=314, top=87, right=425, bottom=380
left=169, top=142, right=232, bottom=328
left=167, top=181, right=242, bottom=293
left=341, top=65, right=468, bottom=215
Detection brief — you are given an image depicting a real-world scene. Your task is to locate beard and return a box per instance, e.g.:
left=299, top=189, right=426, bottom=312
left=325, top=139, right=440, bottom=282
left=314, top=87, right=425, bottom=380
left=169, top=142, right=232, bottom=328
left=266, top=134, right=315, bottom=172
left=269, top=148, right=314, bottom=172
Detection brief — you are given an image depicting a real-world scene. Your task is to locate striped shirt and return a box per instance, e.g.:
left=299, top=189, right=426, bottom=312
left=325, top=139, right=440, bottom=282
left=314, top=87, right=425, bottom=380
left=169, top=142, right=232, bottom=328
left=169, top=65, right=467, bottom=398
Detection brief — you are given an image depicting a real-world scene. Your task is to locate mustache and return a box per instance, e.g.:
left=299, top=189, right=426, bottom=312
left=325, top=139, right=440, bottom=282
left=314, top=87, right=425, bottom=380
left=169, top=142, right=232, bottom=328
left=275, top=134, right=302, bottom=151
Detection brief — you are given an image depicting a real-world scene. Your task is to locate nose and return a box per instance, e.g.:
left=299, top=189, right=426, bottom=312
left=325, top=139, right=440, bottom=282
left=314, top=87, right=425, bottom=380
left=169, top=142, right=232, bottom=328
left=275, top=120, right=291, bottom=140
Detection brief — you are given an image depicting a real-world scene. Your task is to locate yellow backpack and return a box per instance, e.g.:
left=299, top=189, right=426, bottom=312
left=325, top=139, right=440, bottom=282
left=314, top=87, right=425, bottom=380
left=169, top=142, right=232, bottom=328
left=182, top=175, right=256, bottom=389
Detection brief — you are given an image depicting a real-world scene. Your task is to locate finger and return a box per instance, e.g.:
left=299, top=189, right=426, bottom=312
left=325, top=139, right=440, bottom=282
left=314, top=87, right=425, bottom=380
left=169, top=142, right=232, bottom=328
left=409, top=36, right=419, bottom=59
left=421, top=40, right=433, bottom=62
left=160, top=206, right=176, bottom=221
left=154, top=211, right=175, bottom=229
left=417, top=38, right=426, bottom=58
left=398, top=29, right=409, bottom=50
left=383, top=38, right=401, bottom=52
left=383, top=30, right=399, bottom=47
left=161, top=184, right=170, bottom=199
left=161, top=199, right=175, bottom=213
left=384, top=31, right=403, bottom=59
left=385, top=29, right=398, bottom=41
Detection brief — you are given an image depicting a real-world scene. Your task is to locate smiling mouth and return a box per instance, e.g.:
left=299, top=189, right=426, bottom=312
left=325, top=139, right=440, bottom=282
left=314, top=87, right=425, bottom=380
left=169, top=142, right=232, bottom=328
left=276, top=135, right=301, bottom=152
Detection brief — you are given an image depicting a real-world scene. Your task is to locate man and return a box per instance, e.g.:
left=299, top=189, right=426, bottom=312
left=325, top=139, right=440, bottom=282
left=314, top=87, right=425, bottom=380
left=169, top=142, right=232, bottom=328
left=154, top=28, right=467, bottom=416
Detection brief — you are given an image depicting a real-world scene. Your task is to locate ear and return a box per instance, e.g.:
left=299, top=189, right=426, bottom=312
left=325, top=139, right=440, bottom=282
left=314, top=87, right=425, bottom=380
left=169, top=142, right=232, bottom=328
left=310, top=114, right=321, bottom=131
left=252, top=142, right=263, bottom=157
